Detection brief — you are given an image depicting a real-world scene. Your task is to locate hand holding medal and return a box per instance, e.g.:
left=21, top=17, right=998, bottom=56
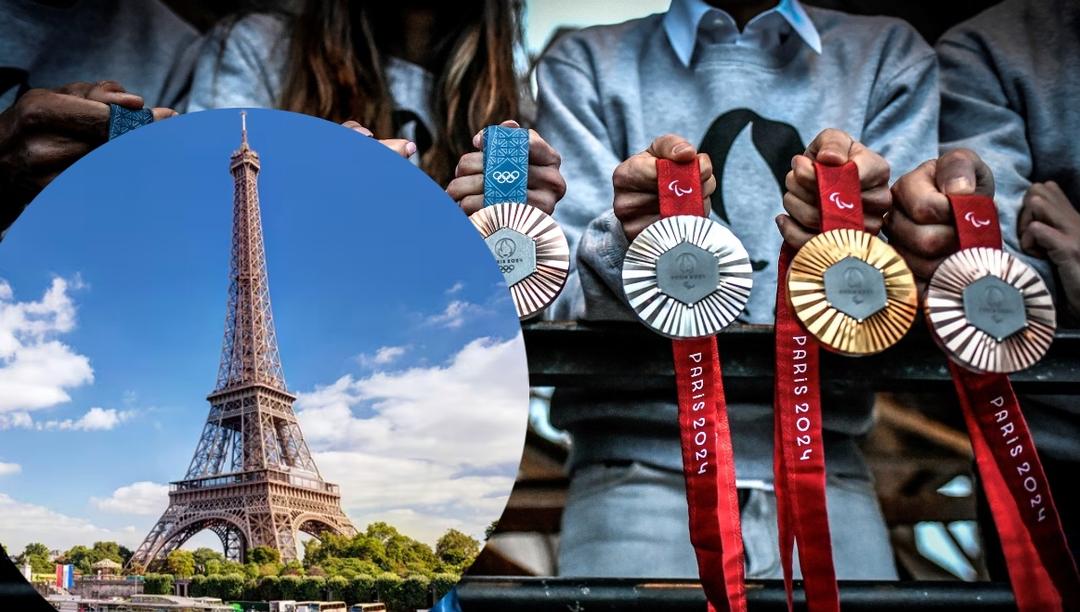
left=451, top=122, right=569, bottom=319
left=780, top=130, right=918, bottom=355
left=771, top=129, right=913, bottom=612
left=889, top=150, right=1078, bottom=610
left=618, top=135, right=751, bottom=612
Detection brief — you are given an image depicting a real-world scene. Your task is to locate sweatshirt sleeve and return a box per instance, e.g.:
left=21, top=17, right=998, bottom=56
left=535, top=41, right=633, bottom=320
left=186, top=14, right=288, bottom=112
left=936, top=32, right=1054, bottom=284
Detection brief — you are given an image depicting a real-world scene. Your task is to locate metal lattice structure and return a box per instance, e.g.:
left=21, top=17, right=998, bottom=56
left=128, top=114, right=356, bottom=571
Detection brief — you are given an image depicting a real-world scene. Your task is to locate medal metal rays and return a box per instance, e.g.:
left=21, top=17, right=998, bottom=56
left=622, top=164, right=753, bottom=339
left=470, top=125, right=569, bottom=319
left=787, top=164, right=918, bottom=355
left=925, top=197, right=1056, bottom=373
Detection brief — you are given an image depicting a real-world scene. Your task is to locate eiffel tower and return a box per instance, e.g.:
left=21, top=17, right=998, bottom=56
left=128, top=113, right=356, bottom=570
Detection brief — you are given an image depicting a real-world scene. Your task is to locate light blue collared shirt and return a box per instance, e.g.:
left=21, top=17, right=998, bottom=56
left=663, top=0, right=822, bottom=66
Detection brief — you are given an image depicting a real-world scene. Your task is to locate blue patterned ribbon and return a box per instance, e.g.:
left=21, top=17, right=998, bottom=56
left=482, top=125, right=529, bottom=207
left=107, top=104, right=154, bottom=140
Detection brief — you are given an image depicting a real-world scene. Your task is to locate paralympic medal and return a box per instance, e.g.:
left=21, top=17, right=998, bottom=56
left=787, top=162, right=917, bottom=355
left=470, top=125, right=569, bottom=319
left=926, top=194, right=1056, bottom=373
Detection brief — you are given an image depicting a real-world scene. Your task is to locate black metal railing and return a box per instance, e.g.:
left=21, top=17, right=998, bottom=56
left=522, top=321, right=1080, bottom=394
left=456, top=577, right=1017, bottom=611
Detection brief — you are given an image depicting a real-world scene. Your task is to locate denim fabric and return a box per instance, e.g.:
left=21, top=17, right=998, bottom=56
left=557, top=461, right=897, bottom=580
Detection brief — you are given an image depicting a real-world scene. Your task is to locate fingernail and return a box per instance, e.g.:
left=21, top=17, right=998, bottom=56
left=405, top=142, right=417, bottom=156
left=944, top=176, right=973, bottom=193
left=673, top=144, right=690, bottom=155
left=774, top=215, right=784, bottom=229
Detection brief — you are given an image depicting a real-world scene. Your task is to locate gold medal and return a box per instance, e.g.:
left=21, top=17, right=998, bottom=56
left=623, top=215, right=753, bottom=339
left=787, top=228, right=917, bottom=355
left=926, top=247, right=1055, bottom=373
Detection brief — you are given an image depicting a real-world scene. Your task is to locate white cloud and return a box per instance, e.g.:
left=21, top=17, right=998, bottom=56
left=0, top=493, right=141, bottom=553
left=91, top=482, right=169, bottom=516
left=446, top=282, right=465, bottom=295
left=294, top=334, right=529, bottom=544
left=1, top=407, right=136, bottom=432
left=424, top=300, right=471, bottom=329
left=39, top=407, right=134, bottom=431
left=355, top=345, right=408, bottom=369
left=0, top=462, right=21, bottom=476
left=0, top=278, right=93, bottom=413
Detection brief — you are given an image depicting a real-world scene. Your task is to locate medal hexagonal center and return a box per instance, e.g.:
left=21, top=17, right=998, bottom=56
left=656, top=241, right=718, bottom=306
left=485, top=227, right=536, bottom=287
left=823, top=256, right=887, bottom=322
left=963, top=275, right=1028, bottom=341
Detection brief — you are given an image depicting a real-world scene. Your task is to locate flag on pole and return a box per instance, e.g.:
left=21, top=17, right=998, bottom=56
left=55, top=564, right=74, bottom=589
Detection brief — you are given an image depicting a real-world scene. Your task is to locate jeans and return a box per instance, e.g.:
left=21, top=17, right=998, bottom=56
left=557, top=460, right=897, bottom=579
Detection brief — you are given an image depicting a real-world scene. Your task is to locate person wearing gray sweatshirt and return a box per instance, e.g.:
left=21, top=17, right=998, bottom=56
left=535, top=0, right=938, bottom=578
left=933, top=0, right=1080, bottom=563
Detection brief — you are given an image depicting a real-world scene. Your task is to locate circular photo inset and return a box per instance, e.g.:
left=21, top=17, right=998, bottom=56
left=0, top=108, right=529, bottom=611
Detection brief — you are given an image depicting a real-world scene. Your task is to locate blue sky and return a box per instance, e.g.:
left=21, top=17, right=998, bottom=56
left=0, top=109, right=528, bottom=554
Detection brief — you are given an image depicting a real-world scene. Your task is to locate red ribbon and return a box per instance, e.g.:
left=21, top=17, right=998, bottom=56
left=773, top=161, right=860, bottom=612
left=658, top=159, right=746, bottom=612
left=943, top=194, right=1080, bottom=611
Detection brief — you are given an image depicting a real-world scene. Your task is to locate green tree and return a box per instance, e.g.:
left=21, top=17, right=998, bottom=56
left=143, top=573, right=174, bottom=595
left=204, top=559, right=222, bottom=576
left=392, top=575, right=430, bottom=611
left=61, top=545, right=95, bottom=574
left=192, top=548, right=225, bottom=575
left=435, top=529, right=480, bottom=568
left=348, top=574, right=377, bottom=604
left=298, top=575, right=326, bottom=600
left=17, top=543, right=53, bottom=574
left=256, top=575, right=281, bottom=601
left=431, top=573, right=458, bottom=603
left=189, top=575, right=208, bottom=597
left=278, top=575, right=303, bottom=600
left=281, top=559, right=305, bottom=576
left=327, top=575, right=349, bottom=601
left=375, top=572, right=402, bottom=602
left=165, top=550, right=195, bottom=578
left=249, top=546, right=280, bottom=565
left=206, top=573, right=245, bottom=600
left=90, top=541, right=123, bottom=564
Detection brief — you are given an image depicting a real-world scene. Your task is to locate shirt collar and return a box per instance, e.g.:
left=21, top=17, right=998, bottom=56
left=663, top=0, right=822, bottom=66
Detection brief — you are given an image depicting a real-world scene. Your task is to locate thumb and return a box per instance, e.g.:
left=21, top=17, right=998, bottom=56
left=806, top=128, right=854, bottom=166
left=936, top=148, right=995, bottom=198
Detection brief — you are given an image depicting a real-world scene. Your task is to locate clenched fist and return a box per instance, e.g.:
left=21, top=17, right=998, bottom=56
left=0, top=80, right=176, bottom=235
left=777, top=128, right=891, bottom=249
left=613, top=134, right=715, bottom=242
left=886, top=148, right=995, bottom=281
left=446, top=120, right=566, bottom=216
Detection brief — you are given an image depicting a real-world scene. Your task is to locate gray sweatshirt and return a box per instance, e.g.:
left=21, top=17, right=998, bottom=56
left=0, top=0, right=199, bottom=110
left=938, top=0, right=1080, bottom=461
left=536, top=2, right=938, bottom=477
left=938, top=0, right=1079, bottom=307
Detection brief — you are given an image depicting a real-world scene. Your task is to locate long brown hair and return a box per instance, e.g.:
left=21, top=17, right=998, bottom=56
left=279, top=0, right=524, bottom=186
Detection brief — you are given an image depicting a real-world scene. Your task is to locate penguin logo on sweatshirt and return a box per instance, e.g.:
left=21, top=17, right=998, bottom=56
left=699, top=109, right=804, bottom=272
